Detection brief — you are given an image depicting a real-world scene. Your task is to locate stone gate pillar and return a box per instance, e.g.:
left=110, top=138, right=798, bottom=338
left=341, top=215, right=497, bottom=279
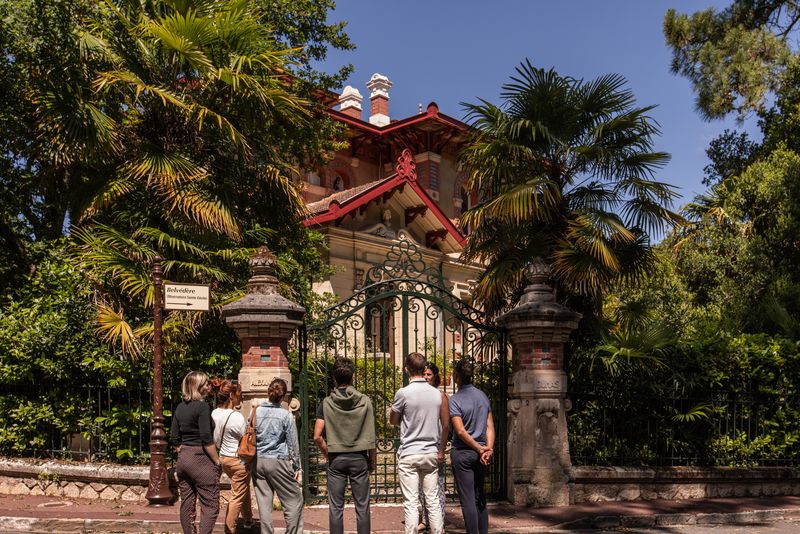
left=496, top=259, right=581, bottom=506
left=222, top=246, right=305, bottom=413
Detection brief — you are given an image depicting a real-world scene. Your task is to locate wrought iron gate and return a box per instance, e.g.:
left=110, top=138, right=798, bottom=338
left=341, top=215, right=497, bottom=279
left=298, top=239, right=508, bottom=503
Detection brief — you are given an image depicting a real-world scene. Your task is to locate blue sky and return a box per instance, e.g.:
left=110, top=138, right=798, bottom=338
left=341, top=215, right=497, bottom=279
left=317, top=1, right=758, bottom=207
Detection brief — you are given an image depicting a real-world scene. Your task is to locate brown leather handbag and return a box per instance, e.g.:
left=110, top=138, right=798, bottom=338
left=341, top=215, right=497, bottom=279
left=237, top=405, right=257, bottom=462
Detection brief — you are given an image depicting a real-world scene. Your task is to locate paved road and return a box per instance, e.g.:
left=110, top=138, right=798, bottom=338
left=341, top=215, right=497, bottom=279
left=574, top=520, right=800, bottom=533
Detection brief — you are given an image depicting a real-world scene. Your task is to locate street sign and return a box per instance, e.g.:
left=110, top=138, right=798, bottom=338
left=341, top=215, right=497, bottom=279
left=164, top=282, right=210, bottom=311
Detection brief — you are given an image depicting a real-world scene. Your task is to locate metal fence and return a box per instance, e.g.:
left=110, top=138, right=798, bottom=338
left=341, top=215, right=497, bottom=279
left=2, top=383, right=182, bottom=463
left=6, top=383, right=799, bottom=470
left=568, top=391, right=800, bottom=467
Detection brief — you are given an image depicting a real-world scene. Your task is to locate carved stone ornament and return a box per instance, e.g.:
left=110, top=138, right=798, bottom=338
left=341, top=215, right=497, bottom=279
left=360, top=222, right=396, bottom=239
left=251, top=245, right=277, bottom=275
left=353, top=268, right=365, bottom=290
left=396, top=149, right=417, bottom=181
left=525, top=257, right=551, bottom=285
left=222, top=245, right=305, bottom=336
left=247, top=246, right=279, bottom=295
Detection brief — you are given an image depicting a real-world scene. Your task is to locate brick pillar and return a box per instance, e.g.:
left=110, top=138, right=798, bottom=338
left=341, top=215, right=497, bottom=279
left=222, top=246, right=305, bottom=414
left=496, top=259, right=581, bottom=507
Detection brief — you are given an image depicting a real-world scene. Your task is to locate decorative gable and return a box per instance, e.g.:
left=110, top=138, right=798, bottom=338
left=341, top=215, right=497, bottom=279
left=304, top=150, right=465, bottom=254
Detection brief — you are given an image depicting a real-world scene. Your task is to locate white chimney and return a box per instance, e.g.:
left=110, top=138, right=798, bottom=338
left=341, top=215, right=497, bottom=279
left=338, top=85, right=363, bottom=119
left=366, top=73, right=392, bottom=127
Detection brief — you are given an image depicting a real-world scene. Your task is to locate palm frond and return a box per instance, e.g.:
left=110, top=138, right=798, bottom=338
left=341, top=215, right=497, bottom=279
left=96, top=304, right=140, bottom=356
left=159, top=182, right=241, bottom=239
left=133, top=227, right=209, bottom=257
left=461, top=178, right=559, bottom=227
left=80, top=175, right=137, bottom=220
left=143, top=10, right=215, bottom=71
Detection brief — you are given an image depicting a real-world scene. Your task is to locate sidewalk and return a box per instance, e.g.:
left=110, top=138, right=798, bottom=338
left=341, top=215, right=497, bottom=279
left=1, top=494, right=800, bottom=533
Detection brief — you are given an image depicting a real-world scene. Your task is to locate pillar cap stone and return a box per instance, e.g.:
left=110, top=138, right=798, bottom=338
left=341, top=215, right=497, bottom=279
left=496, top=258, right=581, bottom=329
left=222, top=246, right=305, bottom=336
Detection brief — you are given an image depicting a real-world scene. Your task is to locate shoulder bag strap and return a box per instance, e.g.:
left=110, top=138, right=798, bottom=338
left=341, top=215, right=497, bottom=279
left=215, top=410, right=234, bottom=450
left=249, top=405, right=257, bottom=428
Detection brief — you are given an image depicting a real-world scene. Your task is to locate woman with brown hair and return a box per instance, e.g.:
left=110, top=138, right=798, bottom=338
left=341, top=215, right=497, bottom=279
left=170, top=370, right=221, bottom=534
left=210, top=378, right=254, bottom=534
left=253, top=378, right=303, bottom=534
left=420, top=361, right=449, bottom=531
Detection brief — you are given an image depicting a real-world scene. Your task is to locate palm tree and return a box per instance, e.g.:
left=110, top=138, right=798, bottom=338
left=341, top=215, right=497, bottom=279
left=459, top=60, right=683, bottom=316
left=71, top=0, right=319, bottom=353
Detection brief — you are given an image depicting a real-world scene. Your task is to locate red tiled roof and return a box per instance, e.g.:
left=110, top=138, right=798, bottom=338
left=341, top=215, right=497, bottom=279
left=307, top=177, right=392, bottom=215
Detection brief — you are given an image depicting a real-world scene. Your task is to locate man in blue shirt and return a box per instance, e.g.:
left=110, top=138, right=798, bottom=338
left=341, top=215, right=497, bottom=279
left=449, top=359, right=495, bottom=534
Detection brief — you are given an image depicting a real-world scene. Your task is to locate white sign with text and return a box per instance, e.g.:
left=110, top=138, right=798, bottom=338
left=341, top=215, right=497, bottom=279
left=164, top=283, right=210, bottom=311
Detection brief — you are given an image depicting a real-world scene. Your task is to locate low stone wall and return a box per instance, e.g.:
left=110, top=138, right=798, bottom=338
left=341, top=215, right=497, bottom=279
left=4, top=458, right=799, bottom=505
left=570, top=466, right=800, bottom=504
left=0, top=458, right=231, bottom=501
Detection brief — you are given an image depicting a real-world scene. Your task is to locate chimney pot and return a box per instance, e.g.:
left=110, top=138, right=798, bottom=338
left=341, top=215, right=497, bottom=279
left=366, top=73, right=392, bottom=127
left=338, top=85, right=363, bottom=119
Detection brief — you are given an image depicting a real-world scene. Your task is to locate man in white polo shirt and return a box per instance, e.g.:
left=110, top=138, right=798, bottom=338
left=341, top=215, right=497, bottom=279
left=390, top=352, right=446, bottom=534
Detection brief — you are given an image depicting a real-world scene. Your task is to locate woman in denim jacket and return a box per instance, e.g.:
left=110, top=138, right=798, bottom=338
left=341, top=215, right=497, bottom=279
left=253, top=378, right=303, bottom=534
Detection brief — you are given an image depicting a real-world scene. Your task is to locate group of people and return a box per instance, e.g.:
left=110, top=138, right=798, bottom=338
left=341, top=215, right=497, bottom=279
left=170, top=372, right=302, bottom=534
left=169, top=352, right=494, bottom=534
left=314, top=353, right=494, bottom=534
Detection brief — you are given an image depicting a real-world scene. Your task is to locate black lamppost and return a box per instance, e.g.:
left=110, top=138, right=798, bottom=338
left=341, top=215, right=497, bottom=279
left=146, top=256, right=175, bottom=505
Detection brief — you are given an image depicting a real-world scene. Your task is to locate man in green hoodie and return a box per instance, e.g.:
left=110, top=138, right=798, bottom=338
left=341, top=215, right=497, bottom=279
left=313, top=357, right=377, bottom=534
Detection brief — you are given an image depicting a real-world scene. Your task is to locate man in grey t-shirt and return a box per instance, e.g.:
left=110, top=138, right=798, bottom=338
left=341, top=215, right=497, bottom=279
left=391, top=352, right=446, bottom=534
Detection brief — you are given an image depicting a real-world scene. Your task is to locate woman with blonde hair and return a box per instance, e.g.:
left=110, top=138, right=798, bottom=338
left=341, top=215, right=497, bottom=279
left=170, top=370, right=221, bottom=534
left=210, top=378, right=254, bottom=533
left=253, top=378, right=303, bottom=534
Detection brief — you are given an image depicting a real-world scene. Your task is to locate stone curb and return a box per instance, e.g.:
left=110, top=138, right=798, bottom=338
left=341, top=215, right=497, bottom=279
left=550, top=507, right=800, bottom=531
left=2, top=509, right=800, bottom=534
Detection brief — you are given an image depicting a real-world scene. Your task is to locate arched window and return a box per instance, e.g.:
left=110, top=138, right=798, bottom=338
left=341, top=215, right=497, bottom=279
left=333, top=175, right=344, bottom=192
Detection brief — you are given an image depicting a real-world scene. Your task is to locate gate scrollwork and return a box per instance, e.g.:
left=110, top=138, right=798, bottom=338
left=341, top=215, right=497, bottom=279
left=298, top=238, right=508, bottom=503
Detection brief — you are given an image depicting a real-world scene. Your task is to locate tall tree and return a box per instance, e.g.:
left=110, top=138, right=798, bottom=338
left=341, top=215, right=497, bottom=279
left=0, top=0, right=351, bottom=276
left=664, top=1, right=798, bottom=120
left=0, top=0, right=113, bottom=247
left=459, top=60, right=681, bottom=317
left=68, top=0, right=341, bottom=353
left=702, top=130, right=757, bottom=187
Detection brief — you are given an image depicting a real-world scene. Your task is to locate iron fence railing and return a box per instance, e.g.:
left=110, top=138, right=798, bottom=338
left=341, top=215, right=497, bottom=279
left=6, top=384, right=798, bottom=469
left=2, top=383, right=182, bottom=463
left=568, top=391, right=800, bottom=467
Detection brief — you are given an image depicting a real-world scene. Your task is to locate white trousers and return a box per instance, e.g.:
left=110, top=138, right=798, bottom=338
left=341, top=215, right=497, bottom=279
left=398, top=453, right=443, bottom=534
